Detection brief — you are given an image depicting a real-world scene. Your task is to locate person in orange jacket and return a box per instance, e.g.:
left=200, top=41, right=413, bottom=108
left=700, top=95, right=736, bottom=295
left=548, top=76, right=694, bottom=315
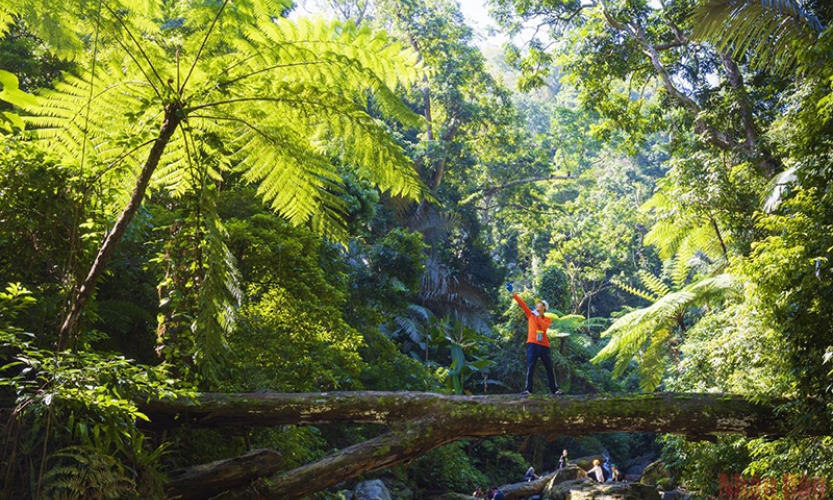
left=506, top=283, right=562, bottom=396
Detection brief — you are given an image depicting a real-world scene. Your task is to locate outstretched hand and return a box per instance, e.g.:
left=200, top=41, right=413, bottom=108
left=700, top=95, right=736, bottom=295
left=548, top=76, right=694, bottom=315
left=505, top=283, right=513, bottom=293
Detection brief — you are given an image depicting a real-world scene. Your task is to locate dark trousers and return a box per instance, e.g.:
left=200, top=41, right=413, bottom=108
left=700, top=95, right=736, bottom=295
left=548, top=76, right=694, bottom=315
left=525, top=343, right=558, bottom=393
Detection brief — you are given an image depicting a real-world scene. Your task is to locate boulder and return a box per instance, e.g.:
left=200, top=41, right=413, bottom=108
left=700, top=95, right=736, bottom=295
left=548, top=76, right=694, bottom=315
left=639, top=461, right=671, bottom=487
left=659, top=488, right=692, bottom=500
left=545, top=478, right=662, bottom=500
left=352, top=480, right=392, bottom=500
left=544, top=466, right=589, bottom=495
left=571, top=455, right=607, bottom=471
left=425, top=494, right=472, bottom=500
left=380, top=477, right=413, bottom=500
left=622, top=452, right=658, bottom=478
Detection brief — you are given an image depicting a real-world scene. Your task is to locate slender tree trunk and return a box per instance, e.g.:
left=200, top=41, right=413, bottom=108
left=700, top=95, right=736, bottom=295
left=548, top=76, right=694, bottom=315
left=57, top=105, right=182, bottom=350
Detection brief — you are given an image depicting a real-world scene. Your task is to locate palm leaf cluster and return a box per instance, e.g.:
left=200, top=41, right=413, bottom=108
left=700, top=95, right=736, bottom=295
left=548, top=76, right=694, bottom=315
left=592, top=273, right=735, bottom=392
left=691, top=0, right=825, bottom=73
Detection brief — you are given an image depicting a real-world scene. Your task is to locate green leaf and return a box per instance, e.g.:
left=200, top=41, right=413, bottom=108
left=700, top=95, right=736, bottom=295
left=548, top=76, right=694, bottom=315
left=0, top=70, right=38, bottom=108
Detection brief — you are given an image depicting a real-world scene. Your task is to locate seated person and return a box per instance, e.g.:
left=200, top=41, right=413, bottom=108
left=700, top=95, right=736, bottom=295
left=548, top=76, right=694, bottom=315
left=588, top=459, right=605, bottom=483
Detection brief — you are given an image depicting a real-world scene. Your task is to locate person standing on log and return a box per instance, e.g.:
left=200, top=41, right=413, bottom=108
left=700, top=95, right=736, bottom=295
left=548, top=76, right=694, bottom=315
left=506, top=283, right=562, bottom=396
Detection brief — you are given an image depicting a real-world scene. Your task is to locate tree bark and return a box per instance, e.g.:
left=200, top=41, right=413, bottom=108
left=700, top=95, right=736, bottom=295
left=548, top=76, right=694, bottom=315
left=500, top=469, right=560, bottom=499
left=57, top=105, right=182, bottom=350
left=141, top=392, right=827, bottom=500
left=164, top=449, right=282, bottom=500
left=140, top=391, right=809, bottom=436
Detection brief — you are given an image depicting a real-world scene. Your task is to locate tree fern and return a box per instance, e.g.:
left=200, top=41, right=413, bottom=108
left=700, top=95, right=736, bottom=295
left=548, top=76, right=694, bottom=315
left=690, top=0, right=825, bottom=74
left=11, top=0, right=426, bottom=348
left=642, top=188, right=728, bottom=286
left=593, top=274, right=735, bottom=391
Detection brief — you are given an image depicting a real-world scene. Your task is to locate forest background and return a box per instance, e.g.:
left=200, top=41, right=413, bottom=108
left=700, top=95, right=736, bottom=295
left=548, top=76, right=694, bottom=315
left=0, top=0, right=832, bottom=498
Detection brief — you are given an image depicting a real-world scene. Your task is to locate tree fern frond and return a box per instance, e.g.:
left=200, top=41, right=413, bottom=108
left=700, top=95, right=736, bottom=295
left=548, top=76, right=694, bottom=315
left=638, top=329, right=671, bottom=392
left=637, top=270, right=672, bottom=298
left=612, top=278, right=660, bottom=303
left=593, top=274, right=735, bottom=381
left=690, top=0, right=824, bottom=74
left=193, top=204, right=241, bottom=379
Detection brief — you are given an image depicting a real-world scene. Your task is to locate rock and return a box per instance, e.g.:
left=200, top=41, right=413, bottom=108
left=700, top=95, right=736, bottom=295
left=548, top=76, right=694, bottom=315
left=639, top=461, right=671, bottom=487
left=659, top=488, right=691, bottom=500
left=622, top=453, right=658, bottom=478
left=544, top=466, right=589, bottom=495
left=380, top=477, right=413, bottom=500
left=544, top=478, right=662, bottom=500
left=424, top=494, right=472, bottom=500
left=571, top=455, right=607, bottom=471
left=352, top=480, right=392, bottom=500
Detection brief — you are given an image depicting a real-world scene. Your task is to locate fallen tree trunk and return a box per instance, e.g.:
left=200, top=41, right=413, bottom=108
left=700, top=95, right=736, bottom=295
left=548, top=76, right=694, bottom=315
left=142, top=392, right=798, bottom=436
left=499, top=465, right=588, bottom=499
left=164, top=449, right=282, bottom=500
left=500, top=470, right=558, bottom=499
left=143, top=392, right=827, bottom=500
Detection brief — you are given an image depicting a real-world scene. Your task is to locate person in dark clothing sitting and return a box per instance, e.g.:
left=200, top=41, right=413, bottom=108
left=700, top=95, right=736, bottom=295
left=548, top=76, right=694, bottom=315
left=487, top=486, right=505, bottom=500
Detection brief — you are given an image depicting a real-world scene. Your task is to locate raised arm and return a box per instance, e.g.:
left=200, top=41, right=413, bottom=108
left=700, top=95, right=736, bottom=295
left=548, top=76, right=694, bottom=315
left=512, top=293, right=533, bottom=318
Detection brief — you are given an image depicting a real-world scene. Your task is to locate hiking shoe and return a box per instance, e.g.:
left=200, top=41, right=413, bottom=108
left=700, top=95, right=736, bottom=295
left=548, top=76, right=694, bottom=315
left=520, top=390, right=531, bottom=396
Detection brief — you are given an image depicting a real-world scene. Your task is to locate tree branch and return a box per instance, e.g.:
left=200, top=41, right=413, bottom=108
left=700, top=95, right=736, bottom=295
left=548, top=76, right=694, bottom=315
left=601, top=11, right=734, bottom=151
left=462, top=173, right=572, bottom=203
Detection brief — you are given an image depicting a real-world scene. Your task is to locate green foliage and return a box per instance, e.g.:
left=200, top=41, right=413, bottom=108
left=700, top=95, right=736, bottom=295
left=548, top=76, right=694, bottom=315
left=660, top=435, right=750, bottom=496
left=0, top=285, right=187, bottom=499
left=409, top=441, right=490, bottom=493
left=40, top=446, right=142, bottom=500
left=691, top=0, right=824, bottom=74
left=0, top=69, right=37, bottom=133
left=594, top=274, right=735, bottom=391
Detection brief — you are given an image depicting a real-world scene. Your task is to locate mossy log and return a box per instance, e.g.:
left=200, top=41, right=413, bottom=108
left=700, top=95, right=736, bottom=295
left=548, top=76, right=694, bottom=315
left=143, top=391, right=794, bottom=436
left=144, top=392, right=824, bottom=500
left=164, top=449, right=282, bottom=500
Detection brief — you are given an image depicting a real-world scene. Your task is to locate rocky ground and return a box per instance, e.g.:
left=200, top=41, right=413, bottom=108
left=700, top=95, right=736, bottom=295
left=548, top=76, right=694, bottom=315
left=342, top=462, right=693, bottom=500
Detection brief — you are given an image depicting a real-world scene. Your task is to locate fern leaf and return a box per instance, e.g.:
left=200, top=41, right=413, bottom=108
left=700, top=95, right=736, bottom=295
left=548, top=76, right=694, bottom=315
left=690, top=0, right=824, bottom=74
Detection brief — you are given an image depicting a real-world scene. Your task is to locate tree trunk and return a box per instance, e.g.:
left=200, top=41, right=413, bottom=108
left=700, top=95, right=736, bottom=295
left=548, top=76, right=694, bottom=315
left=141, top=391, right=826, bottom=500
left=165, top=449, right=282, bottom=500
left=139, top=391, right=809, bottom=436
left=500, top=469, right=560, bottom=499
left=57, top=105, right=182, bottom=350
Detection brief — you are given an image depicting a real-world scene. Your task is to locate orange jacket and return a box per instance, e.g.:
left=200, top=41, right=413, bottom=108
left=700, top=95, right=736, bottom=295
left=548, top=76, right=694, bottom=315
left=513, top=293, right=551, bottom=347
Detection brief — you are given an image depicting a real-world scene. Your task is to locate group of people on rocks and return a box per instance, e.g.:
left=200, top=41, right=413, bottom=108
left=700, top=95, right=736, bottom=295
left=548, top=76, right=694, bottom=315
left=587, top=459, right=623, bottom=483
left=473, top=449, right=625, bottom=499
